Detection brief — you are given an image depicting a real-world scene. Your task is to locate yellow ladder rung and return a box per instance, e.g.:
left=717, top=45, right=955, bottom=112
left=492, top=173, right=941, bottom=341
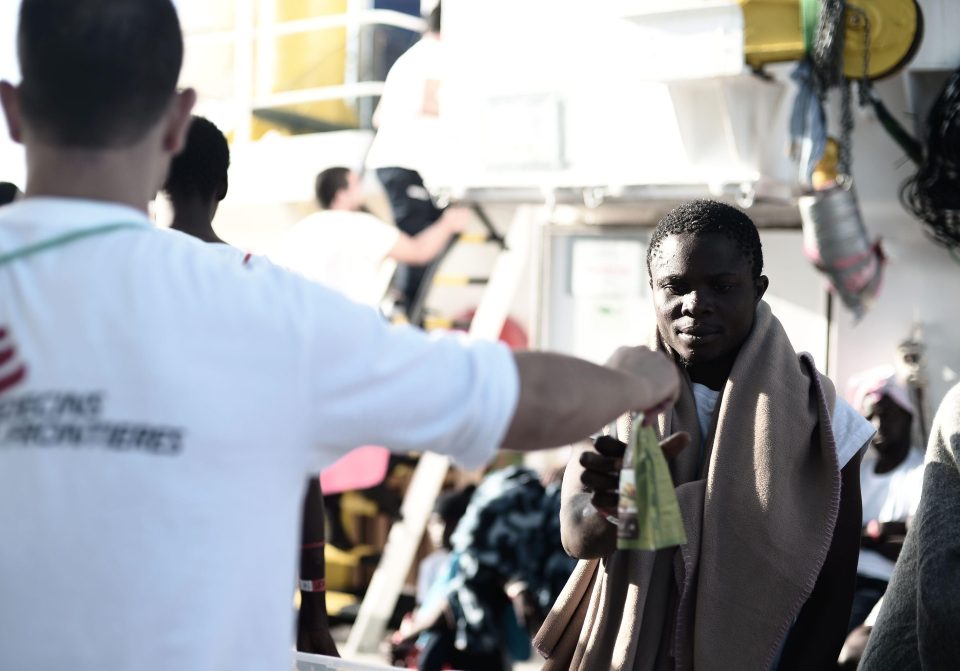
left=458, top=232, right=493, bottom=244
left=433, top=275, right=489, bottom=287
left=424, top=316, right=454, bottom=330
left=423, top=316, right=471, bottom=331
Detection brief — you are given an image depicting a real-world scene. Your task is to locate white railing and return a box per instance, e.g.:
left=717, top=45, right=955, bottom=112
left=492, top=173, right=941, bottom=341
left=183, top=5, right=424, bottom=141
left=252, top=81, right=387, bottom=109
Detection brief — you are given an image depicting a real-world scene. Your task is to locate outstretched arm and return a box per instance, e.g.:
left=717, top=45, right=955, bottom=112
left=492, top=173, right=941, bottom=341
left=388, top=208, right=468, bottom=265
left=502, top=347, right=680, bottom=452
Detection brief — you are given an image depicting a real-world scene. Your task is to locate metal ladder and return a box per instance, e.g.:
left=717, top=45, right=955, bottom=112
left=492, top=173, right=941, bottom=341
left=406, top=204, right=508, bottom=329
left=344, top=204, right=541, bottom=655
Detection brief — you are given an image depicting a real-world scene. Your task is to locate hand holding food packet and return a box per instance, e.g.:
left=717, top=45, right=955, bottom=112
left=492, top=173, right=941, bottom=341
left=616, top=415, right=687, bottom=551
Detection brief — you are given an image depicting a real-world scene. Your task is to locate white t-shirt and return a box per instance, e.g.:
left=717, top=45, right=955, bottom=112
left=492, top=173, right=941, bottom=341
left=416, top=549, right=450, bottom=606
left=690, top=383, right=873, bottom=470
left=269, top=210, right=400, bottom=307
left=0, top=198, right=518, bottom=671
left=365, top=36, right=443, bottom=173
left=857, top=448, right=925, bottom=581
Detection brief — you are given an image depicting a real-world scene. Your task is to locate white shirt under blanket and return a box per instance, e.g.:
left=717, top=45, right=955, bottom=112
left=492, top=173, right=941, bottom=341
left=691, top=383, right=874, bottom=469
left=857, top=448, right=924, bottom=581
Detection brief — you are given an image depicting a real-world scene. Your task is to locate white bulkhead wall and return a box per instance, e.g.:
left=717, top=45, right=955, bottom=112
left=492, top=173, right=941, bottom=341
left=834, top=72, right=960, bottom=410
left=434, top=0, right=960, bottom=411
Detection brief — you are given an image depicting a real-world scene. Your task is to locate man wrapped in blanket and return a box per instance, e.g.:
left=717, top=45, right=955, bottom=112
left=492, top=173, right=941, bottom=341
left=536, top=201, right=875, bottom=671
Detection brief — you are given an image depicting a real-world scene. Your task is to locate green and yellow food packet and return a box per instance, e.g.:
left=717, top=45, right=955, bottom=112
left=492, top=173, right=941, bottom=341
left=616, top=415, right=687, bottom=551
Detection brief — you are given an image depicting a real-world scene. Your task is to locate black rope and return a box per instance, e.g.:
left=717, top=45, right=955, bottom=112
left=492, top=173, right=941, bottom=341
left=900, top=67, right=960, bottom=252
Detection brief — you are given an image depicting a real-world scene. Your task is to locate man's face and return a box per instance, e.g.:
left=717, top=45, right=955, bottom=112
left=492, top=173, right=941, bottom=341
left=865, top=394, right=912, bottom=456
left=343, top=171, right=365, bottom=211
left=649, top=232, right=767, bottom=366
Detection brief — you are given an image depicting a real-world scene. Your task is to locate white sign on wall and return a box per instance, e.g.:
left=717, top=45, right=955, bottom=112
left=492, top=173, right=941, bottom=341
left=570, top=238, right=647, bottom=298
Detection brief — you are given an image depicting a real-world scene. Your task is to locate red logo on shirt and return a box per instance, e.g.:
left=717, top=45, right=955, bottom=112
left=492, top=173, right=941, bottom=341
left=0, top=327, right=28, bottom=395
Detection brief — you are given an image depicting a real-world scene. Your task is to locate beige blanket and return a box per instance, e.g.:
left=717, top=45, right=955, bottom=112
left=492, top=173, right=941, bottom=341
left=535, top=301, right=839, bottom=670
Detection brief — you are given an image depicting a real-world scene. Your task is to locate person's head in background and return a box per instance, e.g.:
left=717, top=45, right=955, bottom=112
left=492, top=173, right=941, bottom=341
left=315, top=167, right=365, bottom=213
left=0, top=182, right=21, bottom=206
left=427, top=484, right=475, bottom=552
left=162, top=116, right=229, bottom=243
left=426, top=2, right=441, bottom=37
left=850, top=369, right=915, bottom=469
left=0, top=0, right=195, bottom=211
left=646, top=200, right=768, bottom=390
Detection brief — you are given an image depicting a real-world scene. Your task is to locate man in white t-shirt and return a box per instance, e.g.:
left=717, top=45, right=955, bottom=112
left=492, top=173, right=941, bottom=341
left=0, top=2, right=683, bottom=669
left=365, top=3, right=448, bottom=312
left=859, top=382, right=960, bottom=671
left=270, top=166, right=465, bottom=307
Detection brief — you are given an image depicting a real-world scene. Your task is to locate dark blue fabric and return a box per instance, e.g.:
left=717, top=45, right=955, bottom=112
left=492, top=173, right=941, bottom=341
left=440, top=466, right=577, bottom=660
left=848, top=574, right=888, bottom=633
left=789, top=61, right=828, bottom=184
left=374, top=167, right=443, bottom=306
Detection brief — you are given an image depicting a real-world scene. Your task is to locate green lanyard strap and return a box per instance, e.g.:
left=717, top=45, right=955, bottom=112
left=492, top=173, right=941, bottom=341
left=0, top=222, right=144, bottom=268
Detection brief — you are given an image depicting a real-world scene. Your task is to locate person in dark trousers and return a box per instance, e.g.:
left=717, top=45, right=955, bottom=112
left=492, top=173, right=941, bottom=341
left=270, top=166, right=465, bottom=309
left=365, top=3, right=450, bottom=314
left=163, top=115, right=338, bottom=657
left=296, top=478, right=339, bottom=656
left=390, top=484, right=475, bottom=667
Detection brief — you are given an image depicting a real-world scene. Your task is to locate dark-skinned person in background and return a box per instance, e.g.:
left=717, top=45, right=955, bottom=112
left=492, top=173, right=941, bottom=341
left=836, top=369, right=924, bottom=669
left=860, top=382, right=960, bottom=670
left=162, top=115, right=339, bottom=656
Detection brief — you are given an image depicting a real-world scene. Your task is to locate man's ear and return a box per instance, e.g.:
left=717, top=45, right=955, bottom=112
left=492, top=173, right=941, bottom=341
left=162, top=88, right=197, bottom=155
left=0, top=81, right=24, bottom=144
left=755, top=275, right=769, bottom=302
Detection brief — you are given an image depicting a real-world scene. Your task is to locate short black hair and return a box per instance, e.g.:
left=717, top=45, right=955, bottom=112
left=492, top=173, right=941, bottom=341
left=427, top=2, right=441, bottom=34
left=17, top=0, right=183, bottom=148
left=646, top=200, right=764, bottom=279
left=0, top=182, right=21, bottom=206
left=315, top=167, right=351, bottom=209
left=434, top=484, right=474, bottom=550
left=163, top=116, right=230, bottom=202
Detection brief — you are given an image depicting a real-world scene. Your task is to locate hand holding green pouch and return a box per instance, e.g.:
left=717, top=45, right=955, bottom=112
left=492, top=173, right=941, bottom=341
left=616, top=415, right=687, bottom=551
